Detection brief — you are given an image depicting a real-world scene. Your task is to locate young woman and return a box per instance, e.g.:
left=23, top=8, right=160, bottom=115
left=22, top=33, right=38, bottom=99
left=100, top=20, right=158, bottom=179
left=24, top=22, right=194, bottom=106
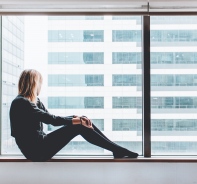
left=9, top=69, right=139, bottom=161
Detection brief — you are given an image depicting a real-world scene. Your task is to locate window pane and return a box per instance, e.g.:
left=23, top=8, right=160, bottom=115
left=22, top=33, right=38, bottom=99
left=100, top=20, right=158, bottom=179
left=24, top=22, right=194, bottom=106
left=1, top=16, right=24, bottom=154
left=48, top=75, right=104, bottom=86
left=48, top=52, right=104, bottom=64
left=151, top=16, right=197, bottom=155
left=1, top=15, right=142, bottom=156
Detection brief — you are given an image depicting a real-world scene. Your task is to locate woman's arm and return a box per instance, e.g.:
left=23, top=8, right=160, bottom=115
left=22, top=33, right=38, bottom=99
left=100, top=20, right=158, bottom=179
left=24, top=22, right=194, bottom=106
left=35, top=98, right=92, bottom=127
left=24, top=98, right=74, bottom=126
left=37, top=97, right=75, bottom=120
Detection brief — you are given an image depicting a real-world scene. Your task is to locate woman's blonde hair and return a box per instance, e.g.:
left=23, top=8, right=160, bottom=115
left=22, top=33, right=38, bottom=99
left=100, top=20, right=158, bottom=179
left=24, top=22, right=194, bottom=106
left=18, top=69, right=43, bottom=101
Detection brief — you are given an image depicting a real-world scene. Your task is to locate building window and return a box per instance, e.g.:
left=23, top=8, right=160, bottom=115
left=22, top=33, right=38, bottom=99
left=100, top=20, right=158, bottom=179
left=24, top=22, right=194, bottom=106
left=151, top=74, right=197, bottom=86
left=83, top=30, right=104, bottom=42
left=151, top=52, right=197, bottom=64
left=151, top=30, right=197, bottom=42
left=113, top=75, right=141, bottom=86
left=48, top=97, right=104, bottom=109
left=151, top=16, right=197, bottom=155
left=113, top=119, right=142, bottom=131
left=48, top=74, right=104, bottom=86
left=112, top=30, right=141, bottom=42
left=151, top=97, right=197, bottom=109
left=48, top=119, right=104, bottom=131
left=113, top=97, right=142, bottom=109
left=48, top=30, right=104, bottom=42
left=48, top=52, right=104, bottom=64
left=151, top=119, right=197, bottom=132
left=112, top=52, right=141, bottom=64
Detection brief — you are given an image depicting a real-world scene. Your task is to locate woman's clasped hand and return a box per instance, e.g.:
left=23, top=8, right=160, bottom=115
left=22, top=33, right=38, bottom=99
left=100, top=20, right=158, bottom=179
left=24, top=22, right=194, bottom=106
left=73, top=115, right=94, bottom=130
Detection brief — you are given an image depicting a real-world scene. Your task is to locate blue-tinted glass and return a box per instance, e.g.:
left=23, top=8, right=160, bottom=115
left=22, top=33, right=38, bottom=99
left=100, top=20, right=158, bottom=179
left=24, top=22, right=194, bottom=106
left=112, top=30, right=141, bottom=42
left=113, top=97, right=142, bottom=108
left=48, top=74, right=104, bottom=86
left=151, top=97, right=197, bottom=109
left=114, top=141, right=141, bottom=154
left=91, top=119, right=104, bottom=131
left=49, top=30, right=101, bottom=42
left=151, top=119, right=197, bottom=132
left=151, top=75, right=197, bottom=86
left=113, top=75, right=141, bottom=86
left=83, top=52, right=104, bottom=64
left=113, top=119, right=142, bottom=131
left=48, top=97, right=104, bottom=109
left=83, top=30, right=104, bottom=42
left=151, top=52, right=197, bottom=64
left=48, top=52, right=104, bottom=64
left=151, top=30, right=197, bottom=42
left=112, top=52, right=141, bottom=64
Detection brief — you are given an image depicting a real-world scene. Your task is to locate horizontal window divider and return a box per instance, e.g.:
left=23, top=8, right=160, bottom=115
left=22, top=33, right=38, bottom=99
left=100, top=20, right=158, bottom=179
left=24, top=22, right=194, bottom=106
left=1, top=156, right=197, bottom=162
left=2, top=12, right=197, bottom=16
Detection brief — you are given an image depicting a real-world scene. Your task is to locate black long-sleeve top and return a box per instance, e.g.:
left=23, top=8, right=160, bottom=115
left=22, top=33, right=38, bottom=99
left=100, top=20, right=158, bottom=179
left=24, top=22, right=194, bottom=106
left=9, top=94, right=74, bottom=140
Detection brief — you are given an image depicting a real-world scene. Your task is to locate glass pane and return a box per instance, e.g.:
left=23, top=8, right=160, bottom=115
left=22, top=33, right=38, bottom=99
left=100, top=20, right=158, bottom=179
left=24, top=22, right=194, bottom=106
left=1, top=16, right=142, bottom=156
left=151, top=16, right=197, bottom=155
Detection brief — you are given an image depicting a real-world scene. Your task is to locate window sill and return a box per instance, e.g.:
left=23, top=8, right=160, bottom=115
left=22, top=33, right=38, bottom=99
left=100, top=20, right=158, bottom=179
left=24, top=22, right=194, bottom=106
left=1, top=156, right=197, bottom=162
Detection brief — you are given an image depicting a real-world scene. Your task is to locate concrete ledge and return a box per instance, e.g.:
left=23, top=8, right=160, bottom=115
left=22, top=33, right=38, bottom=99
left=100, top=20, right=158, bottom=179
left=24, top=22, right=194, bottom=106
left=1, top=159, right=197, bottom=184
left=1, top=156, right=197, bottom=162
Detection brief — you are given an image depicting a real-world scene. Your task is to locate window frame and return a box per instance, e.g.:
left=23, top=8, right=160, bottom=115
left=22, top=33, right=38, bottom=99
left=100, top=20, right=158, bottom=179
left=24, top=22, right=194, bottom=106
left=1, top=11, right=197, bottom=158
left=0, top=16, right=2, bottom=155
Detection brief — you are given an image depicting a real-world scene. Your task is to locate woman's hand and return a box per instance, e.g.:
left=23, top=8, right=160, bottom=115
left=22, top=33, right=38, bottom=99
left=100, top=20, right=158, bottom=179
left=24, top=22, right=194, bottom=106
left=72, top=115, right=94, bottom=130
left=80, top=116, right=94, bottom=130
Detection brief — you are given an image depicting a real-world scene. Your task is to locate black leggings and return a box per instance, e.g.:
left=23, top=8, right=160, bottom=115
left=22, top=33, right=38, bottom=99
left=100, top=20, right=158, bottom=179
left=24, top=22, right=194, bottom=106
left=18, top=123, right=126, bottom=161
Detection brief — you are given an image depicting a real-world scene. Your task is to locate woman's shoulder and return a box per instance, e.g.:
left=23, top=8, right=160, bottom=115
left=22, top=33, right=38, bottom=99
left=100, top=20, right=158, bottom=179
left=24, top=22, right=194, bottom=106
left=11, top=95, right=43, bottom=109
left=10, top=95, right=31, bottom=115
left=11, top=94, right=30, bottom=106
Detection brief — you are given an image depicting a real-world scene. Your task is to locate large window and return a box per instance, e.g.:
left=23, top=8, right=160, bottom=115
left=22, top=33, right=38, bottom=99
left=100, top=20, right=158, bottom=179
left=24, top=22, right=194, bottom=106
left=2, top=15, right=197, bottom=157
left=1, top=16, right=24, bottom=154
left=1, top=15, right=142, bottom=155
left=151, top=16, right=197, bottom=155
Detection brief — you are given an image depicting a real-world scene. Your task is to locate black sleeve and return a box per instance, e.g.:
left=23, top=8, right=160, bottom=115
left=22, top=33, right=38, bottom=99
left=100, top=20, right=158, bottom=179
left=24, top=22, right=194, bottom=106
left=37, top=97, right=75, bottom=119
left=36, top=97, right=49, bottom=113
left=25, top=98, right=73, bottom=126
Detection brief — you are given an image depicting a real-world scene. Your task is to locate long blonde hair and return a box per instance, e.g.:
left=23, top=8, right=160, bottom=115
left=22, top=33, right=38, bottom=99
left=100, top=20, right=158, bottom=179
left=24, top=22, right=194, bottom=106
left=18, top=69, right=43, bottom=102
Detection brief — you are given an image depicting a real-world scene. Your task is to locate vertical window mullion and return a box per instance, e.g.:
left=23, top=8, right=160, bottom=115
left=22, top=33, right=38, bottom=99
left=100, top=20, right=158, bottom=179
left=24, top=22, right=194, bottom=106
left=0, top=16, right=2, bottom=155
left=142, top=16, right=151, bottom=157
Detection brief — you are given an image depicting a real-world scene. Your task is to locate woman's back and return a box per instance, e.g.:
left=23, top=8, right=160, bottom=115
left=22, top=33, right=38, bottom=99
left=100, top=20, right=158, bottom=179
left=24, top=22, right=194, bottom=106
left=9, top=94, right=44, bottom=140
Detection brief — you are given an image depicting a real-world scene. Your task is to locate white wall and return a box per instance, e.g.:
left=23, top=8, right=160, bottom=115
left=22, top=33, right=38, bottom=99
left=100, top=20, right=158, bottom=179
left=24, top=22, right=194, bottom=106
left=1, top=162, right=197, bottom=184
